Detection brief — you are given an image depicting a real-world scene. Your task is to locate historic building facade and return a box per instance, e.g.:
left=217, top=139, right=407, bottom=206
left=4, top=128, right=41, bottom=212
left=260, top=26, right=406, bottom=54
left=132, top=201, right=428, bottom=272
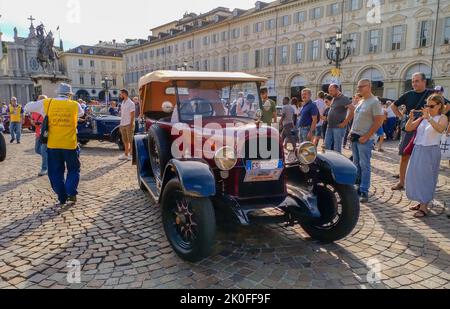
left=60, top=42, right=126, bottom=102
left=0, top=20, right=67, bottom=104
left=123, top=0, right=450, bottom=102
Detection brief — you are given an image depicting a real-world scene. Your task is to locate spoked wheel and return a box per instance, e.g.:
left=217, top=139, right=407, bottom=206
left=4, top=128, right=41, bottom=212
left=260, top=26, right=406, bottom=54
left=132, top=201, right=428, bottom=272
left=300, top=183, right=360, bottom=243
left=147, top=125, right=171, bottom=180
left=161, top=179, right=216, bottom=262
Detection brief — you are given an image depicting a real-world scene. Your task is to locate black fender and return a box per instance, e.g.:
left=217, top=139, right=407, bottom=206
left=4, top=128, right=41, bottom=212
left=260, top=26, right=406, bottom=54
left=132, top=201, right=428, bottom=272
left=160, top=159, right=216, bottom=202
left=316, top=151, right=358, bottom=185
left=110, top=125, right=121, bottom=143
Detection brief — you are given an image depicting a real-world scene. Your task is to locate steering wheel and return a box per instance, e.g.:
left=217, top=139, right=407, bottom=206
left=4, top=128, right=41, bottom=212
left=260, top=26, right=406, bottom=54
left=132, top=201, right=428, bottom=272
left=179, top=98, right=214, bottom=121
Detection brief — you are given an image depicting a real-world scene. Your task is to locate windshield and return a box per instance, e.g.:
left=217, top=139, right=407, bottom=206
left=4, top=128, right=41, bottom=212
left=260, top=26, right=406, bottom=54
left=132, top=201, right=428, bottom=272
left=174, top=81, right=261, bottom=122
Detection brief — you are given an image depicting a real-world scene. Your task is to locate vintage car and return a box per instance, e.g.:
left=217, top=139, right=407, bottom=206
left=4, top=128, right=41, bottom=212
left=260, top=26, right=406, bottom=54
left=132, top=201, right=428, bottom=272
left=77, top=106, right=140, bottom=150
left=0, top=121, right=6, bottom=162
left=133, top=71, right=360, bottom=262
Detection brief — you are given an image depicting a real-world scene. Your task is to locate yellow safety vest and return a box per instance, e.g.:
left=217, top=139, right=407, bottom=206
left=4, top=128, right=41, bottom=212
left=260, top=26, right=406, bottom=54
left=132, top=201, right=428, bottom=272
left=9, top=104, right=22, bottom=123
left=44, top=98, right=79, bottom=150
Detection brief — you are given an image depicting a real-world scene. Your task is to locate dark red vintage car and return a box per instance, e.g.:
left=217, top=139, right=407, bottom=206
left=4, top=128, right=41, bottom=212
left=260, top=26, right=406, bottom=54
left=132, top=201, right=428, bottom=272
left=133, top=71, right=360, bottom=262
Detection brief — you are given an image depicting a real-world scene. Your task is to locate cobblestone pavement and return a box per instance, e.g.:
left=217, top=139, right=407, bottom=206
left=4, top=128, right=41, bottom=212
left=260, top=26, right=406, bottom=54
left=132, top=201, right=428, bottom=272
left=0, top=133, right=449, bottom=289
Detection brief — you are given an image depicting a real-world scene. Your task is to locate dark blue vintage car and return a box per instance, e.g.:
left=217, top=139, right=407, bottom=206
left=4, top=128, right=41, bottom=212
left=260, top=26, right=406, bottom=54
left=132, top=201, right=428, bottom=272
left=77, top=106, right=139, bottom=150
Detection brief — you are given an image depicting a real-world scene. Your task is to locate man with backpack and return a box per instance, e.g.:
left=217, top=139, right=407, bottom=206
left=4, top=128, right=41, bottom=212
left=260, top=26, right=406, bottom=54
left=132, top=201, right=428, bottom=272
left=30, top=95, right=49, bottom=177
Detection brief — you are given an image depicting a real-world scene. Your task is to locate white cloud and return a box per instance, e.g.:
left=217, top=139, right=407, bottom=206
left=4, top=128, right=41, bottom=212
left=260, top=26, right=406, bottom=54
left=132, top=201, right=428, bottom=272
left=0, top=0, right=256, bottom=48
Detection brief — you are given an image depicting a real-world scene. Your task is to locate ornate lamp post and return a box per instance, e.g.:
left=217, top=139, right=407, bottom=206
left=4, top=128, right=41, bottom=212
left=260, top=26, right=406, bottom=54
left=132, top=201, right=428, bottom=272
left=177, top=60, right=192, bottom=71
left=325, top=30, right=353, bottom=81
left=101, top=77, right=112, bottom=105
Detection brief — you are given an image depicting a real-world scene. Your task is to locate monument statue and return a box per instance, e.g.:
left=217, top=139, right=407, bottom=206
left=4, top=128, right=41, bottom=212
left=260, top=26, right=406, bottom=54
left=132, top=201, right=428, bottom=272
left=36, top=23, right=59, bottom=73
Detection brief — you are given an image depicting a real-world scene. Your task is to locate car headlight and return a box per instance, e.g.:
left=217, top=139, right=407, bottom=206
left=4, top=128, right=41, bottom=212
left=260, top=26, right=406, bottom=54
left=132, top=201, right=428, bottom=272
left=296, top=142, right=317, bottom=165
left=214, top=146, right=237, bottom=171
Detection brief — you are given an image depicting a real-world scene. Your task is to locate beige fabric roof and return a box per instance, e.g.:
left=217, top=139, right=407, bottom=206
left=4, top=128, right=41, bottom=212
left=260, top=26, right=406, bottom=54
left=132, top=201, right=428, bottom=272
left=138, top=70, right=268, bottom=89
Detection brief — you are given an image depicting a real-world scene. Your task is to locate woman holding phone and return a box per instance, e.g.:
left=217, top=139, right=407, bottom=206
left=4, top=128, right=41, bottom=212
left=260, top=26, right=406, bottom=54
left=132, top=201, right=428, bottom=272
left=405, top=94, right=449, bottom=218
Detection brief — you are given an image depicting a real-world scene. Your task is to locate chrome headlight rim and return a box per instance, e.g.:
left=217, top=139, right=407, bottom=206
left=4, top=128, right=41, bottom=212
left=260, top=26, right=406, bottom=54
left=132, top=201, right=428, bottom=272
left=214, top=146, right=238, bottom=171
left=296, top=142, right=318, bottom=165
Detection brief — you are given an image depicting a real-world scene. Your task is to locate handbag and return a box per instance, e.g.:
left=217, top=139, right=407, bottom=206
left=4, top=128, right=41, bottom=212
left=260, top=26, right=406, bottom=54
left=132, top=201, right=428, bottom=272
left=441, top=124, right=450, bottom=161
left=403, top=119, right=424, bottom=156
left=39, top=99, right=53, bottom=145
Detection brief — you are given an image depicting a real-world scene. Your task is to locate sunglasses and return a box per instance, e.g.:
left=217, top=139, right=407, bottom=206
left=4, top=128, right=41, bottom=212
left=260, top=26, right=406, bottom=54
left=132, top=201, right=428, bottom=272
left=425, top=104, right=439, bottom=109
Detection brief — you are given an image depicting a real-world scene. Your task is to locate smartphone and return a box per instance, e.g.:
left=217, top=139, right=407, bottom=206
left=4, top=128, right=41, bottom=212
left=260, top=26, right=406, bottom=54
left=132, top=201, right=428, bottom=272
left=413, top=110, right=423, bottom=119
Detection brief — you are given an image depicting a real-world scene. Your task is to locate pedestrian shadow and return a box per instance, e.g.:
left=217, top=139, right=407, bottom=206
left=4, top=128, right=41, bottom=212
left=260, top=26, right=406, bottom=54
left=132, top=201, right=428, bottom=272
left=81, top=161, right=129, bottom=182
left=0, top=176, right=36, bottom=195
left=2, top=188, right=384, bottom=289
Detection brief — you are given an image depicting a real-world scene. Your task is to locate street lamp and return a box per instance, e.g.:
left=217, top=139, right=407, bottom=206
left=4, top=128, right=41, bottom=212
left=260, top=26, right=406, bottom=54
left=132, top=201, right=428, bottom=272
left=101, top=77, right=112, bottom=106
left=325, top=30, right=353, bottom=71
left=177, top=60, right=192, bottom=71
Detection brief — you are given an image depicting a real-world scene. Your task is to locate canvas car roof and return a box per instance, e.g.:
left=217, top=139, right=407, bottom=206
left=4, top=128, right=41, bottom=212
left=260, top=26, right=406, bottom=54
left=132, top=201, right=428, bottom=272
left=138, top=70, right=268, bottom=89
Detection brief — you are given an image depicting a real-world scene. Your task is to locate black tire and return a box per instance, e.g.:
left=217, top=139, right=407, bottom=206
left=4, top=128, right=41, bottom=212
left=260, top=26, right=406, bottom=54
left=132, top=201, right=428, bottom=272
left=161, top=179, right=216, bottom=262
left=113, top=132, right=125, bottom=151
left=147, top=125, right=171, bottom=180
left=0, top=133, right=6, bottom=162
left=135, top=143, right=148, bottom=191
left=300, top=183, right=360, bottom=243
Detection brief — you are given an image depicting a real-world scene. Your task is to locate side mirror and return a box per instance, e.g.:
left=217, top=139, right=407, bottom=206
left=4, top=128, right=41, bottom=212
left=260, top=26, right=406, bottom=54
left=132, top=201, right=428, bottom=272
left=162, top=101, right=174, bottom=113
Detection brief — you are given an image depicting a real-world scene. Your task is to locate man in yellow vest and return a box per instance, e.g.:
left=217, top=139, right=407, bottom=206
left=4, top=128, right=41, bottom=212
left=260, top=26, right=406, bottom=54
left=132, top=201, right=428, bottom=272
left=8, top=97, right=24, bottom=144
left=25, top=83, right=85, bottom=206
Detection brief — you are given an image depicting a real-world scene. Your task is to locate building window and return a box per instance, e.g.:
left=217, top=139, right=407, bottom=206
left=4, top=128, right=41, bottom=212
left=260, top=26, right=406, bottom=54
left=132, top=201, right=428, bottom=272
left=329, top=3, right=341, bottom=16
left=203, top=59, right=208, bottom=71
left=312, top=40, right=320, bottom=60
left=348, top=32, right=360, bottom=55
left=349, top=0, right=362, bottom=11
left=187, top=40, right=193, bottom=49
left=212, top=33, right=219, bottom=43
left=232, top=54, right=238, bottom=71
left=280, top=45, right=289, bottom=65
left=112, top=78, right=117, bottom=86
left=243, top=25, right=250, bottom=36
left=221, top=31, right=228, bottom=41
left=90, top=60, right=95, bottom=67
left=368, top=29, right=381, bottom=53
left=294, top=11, right=306, bottom=23
left=255, top=50, right=262, bottom=68
left=203, top=36, right=210, bottom=46
left=80, top=75, right=84, bottom=85
left=266, top=19, right=276, bottom=30
left=195, top=61, right=200, bottom=71
left=294, top=43, right=304, bottom=63
left=231, top=28, right=240, bottom=39
left=310, top=7, right=323, bottom=20
left=88, top=49, right=94, bottom=55
left=221, top=57, right=227, bottom=71
left=267, top=48, right=275, bottom=66
left=445, top=17, right=450, bottom=45
left=243, top=53, right=249, bottom=69
left=417, top=20, right=432, bottom=47
left=91, top=75, right=96, bottom=86
left=280, top=15, right=290, bottom=27
left=78, top=59, right=83, bottom=67
left=254, top=22, right=263, bottom=33
left=391, top=25, right=403, bottom=51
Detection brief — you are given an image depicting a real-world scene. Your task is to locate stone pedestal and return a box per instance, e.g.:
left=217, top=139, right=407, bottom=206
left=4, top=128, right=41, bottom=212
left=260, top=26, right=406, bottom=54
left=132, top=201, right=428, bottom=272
left=31, top=73, right=71, bottom=99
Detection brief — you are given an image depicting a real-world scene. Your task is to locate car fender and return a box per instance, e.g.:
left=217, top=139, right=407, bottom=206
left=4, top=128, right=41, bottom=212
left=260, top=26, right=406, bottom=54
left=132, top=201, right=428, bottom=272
left=133, top=134, right=149, bottom=167
left=110, top=125, right=121, bottom=143
left=316, top=151, right=357, bottom=185
left=160, top=159, right=216, bottom=202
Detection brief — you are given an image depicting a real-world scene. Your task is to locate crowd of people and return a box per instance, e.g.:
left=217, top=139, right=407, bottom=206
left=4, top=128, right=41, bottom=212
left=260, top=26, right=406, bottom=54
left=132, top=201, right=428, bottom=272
left=278, top=72, right=450, bottom=215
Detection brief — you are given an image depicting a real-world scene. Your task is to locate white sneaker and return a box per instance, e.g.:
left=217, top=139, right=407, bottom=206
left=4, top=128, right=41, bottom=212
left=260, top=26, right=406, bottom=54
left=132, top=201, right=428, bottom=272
left=128, top=155, right=133, bottom=161
left=118, top=154, right=128, bottom=161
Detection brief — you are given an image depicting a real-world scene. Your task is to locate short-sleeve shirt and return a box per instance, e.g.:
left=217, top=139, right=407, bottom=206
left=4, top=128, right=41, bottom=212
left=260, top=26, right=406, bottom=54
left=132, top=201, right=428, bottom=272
left=262, top=99, right=276, bottom=125
left=298, top=100, right=319, bottom=128
left=394, top=89, right=433, bottom=113
left=120, top=98, right=136, bottom=126
left=350, top=96, right=384, bottom=140
left=281, top=104, right=294, bottom=126
left=327, top=94, right=352, bottom=128
left=314, top=99, right=327, bottom=126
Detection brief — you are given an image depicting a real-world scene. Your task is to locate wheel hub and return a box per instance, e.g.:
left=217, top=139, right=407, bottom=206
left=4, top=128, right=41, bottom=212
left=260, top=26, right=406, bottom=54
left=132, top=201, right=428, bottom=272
left=175, top=200, right=197, bottom=240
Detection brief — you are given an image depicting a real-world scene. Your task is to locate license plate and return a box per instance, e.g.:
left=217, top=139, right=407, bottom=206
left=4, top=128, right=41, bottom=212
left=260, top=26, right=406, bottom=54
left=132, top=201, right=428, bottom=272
left=244, top=160, right=284, bottom=183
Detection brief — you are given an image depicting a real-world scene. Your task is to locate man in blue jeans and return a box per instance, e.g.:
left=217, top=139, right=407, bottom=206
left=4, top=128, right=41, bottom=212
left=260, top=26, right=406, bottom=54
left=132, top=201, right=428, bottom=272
left=350, top=79, right=385, bottom=203
left=324, top=84, right=354, bottom=153
left=297, top=88, right=319, bottom=143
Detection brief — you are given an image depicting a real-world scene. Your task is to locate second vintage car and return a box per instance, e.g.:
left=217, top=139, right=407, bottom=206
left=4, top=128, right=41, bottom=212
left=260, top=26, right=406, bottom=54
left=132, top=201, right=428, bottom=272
left=133, top=71, right=360, bottom=262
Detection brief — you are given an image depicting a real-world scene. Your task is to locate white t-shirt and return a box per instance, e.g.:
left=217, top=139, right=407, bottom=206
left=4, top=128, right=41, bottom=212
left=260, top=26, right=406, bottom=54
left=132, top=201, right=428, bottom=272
left=415, top=116, right=445, bottom=147
left=120, top=98, right=135, bottom=126
left=386, top=106, right=396, bottom=118
left=314, top=99, right=327, bottom=126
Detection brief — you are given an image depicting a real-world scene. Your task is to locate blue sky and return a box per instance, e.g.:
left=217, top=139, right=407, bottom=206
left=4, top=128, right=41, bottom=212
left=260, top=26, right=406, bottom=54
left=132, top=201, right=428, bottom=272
left=0, top=0, right=256, bottom=50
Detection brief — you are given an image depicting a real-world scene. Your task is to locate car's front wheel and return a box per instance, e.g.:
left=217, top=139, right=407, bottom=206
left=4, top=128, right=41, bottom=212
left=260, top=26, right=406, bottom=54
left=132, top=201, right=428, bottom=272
left=0, top=133, right=6, bottom=162
left=300, top=183, right=360, bottom=243
left=161, top=179, right=216, bottom=262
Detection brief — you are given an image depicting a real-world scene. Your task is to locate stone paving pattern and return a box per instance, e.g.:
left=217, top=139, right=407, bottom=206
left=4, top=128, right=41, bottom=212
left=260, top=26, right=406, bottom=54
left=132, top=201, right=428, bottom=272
left=0, top=133, right=449, bottom=289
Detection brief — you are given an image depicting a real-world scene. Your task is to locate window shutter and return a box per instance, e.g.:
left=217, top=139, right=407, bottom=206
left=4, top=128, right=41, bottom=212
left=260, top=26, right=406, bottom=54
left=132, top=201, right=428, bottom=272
left=428, top=20, right=435, bottom=47
left=386, top=27, right=392, bottom=52
left=358, top=0, right=363, bottom=10
left=317, top=40, right=322, bottom=60
left=344, top=0, right=350, bottom=12
left=263, top=48, right=269, bottom=66
left=287, top=15, right=292, bottom=26
left=415, top=22, right=422, bottom=48
left=400, top=25, right=407, bottom=50
left=285, top=45, right=291, bottom=65
left=378, top=29, right=383, bottom=53
left=309, top=9, right=314, bottom=20
left=363, top=30, right=369, bottom=54
left=291, top=43, right=297, bottom=63
left=319, top=7, right=324, bottom=18
left=436, top=18, right=444, bottom=45
left=326, top=4, right=332, bottom=16
left=265, top=20, right=270, bottom=30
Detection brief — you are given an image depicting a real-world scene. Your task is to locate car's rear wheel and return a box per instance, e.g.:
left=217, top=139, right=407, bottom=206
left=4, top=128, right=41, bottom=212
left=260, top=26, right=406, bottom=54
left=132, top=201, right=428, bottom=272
left=161, top=179, right=216, bottom=262
left=300, top=183, right=360, bottom=243
left=148, top=125, right=171, bottom=180
left=0, top=133, right=6, bottom=162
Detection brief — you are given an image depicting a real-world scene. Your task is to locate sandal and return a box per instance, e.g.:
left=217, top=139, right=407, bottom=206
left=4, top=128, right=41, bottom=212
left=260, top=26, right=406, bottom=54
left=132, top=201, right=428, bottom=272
left=409, top=204, right=421, bottom=211
left=414, top=210, right=428, bottom=218
left=391, top=183, right=404, bottom=191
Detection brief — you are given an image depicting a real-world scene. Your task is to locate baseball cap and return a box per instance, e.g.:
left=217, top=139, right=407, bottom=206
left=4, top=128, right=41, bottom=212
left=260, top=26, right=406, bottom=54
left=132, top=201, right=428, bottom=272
left=434, top=85, right=444, bottom=92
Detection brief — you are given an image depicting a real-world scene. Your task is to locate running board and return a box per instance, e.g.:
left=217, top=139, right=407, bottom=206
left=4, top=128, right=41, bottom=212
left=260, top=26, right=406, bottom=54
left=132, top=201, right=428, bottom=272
left=141, top=176, right=160, bottom=201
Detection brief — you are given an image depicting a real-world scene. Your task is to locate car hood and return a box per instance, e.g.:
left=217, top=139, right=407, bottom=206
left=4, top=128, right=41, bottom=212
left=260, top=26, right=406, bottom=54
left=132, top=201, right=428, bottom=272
left=92, top=115, right=121, bottom=122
